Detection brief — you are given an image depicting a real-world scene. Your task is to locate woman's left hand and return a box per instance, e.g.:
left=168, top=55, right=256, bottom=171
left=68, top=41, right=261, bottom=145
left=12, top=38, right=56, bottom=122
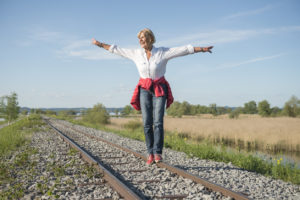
left=203, top=46, right=214, bottom=53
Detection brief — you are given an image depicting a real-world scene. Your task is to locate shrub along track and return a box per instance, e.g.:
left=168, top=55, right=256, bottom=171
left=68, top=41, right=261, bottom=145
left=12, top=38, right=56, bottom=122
left=44, top=117, right=250, bottom=200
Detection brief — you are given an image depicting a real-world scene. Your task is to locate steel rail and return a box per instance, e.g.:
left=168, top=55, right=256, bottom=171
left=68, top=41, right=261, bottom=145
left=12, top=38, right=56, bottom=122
left=44, top=119, right=141, bottom=200
left=47, top=118, right=251, bottom=200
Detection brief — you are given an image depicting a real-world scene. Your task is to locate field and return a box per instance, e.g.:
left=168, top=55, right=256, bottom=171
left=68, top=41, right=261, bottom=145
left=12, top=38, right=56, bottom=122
left=108, top=115, right=300, bottom=154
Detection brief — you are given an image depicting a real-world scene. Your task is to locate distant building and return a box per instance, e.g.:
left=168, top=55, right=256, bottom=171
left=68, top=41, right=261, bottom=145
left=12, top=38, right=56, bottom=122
left=109, top=112, right=120, bottom=116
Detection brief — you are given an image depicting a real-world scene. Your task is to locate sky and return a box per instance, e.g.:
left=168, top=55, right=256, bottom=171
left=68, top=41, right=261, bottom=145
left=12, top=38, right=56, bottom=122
left=1, top=0, right=300, bottom=108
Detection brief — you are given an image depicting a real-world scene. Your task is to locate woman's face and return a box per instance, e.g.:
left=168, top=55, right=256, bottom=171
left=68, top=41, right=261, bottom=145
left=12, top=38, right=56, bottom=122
left=139, top=32, right=152, bottom=50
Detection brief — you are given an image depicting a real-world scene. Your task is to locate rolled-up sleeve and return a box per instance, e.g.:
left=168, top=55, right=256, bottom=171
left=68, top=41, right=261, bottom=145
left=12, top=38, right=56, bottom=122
left=108, top=44, right=117, bottom=53
left=163, top=45, right=194, bottom=60
left=108, top=44, right=136, bottom=60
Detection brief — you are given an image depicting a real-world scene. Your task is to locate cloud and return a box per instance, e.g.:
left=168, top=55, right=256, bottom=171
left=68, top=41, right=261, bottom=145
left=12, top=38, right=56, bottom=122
left=223, top=4, right=275, bottom=21
left=26, top=29, right=118, bottom=60
left=56, top=39, right=120, bottom=60
left=29, top=29, right=64, bottom=42
left=59, top=26, right=299, bottom=60
left=216, top=53, right=285, bottom=70
left=157, top=26, right=300, bottom=47
left=15, top=29, right=65, bottom=47
left=158, top=29, right=259, bottom=46
left=26, top=25, right=300, bottom=61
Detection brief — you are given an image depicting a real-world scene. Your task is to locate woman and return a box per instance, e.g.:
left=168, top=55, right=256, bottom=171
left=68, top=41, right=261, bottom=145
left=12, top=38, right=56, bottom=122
left=92, top=28, right=213, bottom=165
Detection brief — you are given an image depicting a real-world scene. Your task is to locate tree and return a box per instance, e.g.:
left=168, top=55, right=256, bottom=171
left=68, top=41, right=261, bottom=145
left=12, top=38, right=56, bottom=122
left=244, top=100, right=257, bottom=114
left=180, top=101, right=191, bottom=115
left=35, top=109, right=45, bottom=114
left=83, top=103, right=109, bottom=124
left=167, top=101, right=183, bottom=117
left=217, top=106, right=229, bottom=115
left=0, top=97, right=5, bottom=116
left=229, top=107, right=242, bottom=119
left=122, top=105, right=133, bottom=116
left=271, top=106, right=281, bottom=117
left=209, top=103, right=218, bottom=116
left=45, top=110, right=57, bottom=115
left=1, top=92, right=20, bottom=124
left=258, top=100, right=271, bottom=117
left=58, top=110, right=77, bottom=117
left=30, top=108, right=36, bottom=114
left=21, top=109, right=29, bottom=115
left=282, top=96, right=300, bottom=117
left=195, top=105, right=209, bottom=114
left=114, top=109, right=119, bottom=116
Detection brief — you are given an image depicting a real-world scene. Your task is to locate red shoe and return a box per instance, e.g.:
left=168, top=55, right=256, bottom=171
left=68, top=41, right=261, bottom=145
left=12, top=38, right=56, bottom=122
left=146, top=154, right=154, bottom=165
left=154, top=154, right=162, bottom=163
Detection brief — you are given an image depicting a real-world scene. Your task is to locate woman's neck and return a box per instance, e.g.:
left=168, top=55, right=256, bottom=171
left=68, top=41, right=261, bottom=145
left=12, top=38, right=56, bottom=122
left=144, top=45, right=153, bottom=52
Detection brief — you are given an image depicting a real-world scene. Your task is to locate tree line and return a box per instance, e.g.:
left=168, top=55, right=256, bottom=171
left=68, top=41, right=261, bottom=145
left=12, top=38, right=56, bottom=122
left=121, top=95, right=300, bottom=118
left=165, top=95, right=300, bottom=118
left=1, top=92, right=299, bottom=125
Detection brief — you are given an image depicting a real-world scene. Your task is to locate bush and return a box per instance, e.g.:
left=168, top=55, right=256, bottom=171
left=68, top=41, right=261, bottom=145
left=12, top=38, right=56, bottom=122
left=83, top=103, right=109, bottom=125
left=258, top=100, right=271, bottom=117
left=167, top=101, right=183, bottom=117
left=123, top=120, right=142, bottom=130
left=244, top=100, right=257, bottom=114
left=282, top=96, right=300, bottom=117
left=0, top=114, right=43, bottom=157
left=121, top=105, right=133, bottom=116
left=229, top=108, right=241, bottom=119
left=271, top=106, right=281, bottom=117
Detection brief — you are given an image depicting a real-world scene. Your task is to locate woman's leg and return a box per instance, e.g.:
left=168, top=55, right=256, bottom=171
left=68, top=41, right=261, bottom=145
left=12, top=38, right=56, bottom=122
left=140, top=88, right=154, bottom=155
left=152, top=85, right=167, bottom=155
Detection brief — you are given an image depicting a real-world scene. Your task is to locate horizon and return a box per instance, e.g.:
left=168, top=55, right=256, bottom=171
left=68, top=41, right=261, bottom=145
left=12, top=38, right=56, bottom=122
left=19, top=98, right=289, bottom=110
left=1, top=0, right=300, bottom=108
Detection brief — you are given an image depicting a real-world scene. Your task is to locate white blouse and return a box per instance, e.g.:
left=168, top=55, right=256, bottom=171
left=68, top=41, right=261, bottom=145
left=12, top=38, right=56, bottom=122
left=108, top=44, right=194, bottom=80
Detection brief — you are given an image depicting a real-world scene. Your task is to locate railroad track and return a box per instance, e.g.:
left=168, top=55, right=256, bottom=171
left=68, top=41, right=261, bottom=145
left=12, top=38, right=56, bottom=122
left=44, top=117, right=250, bottom=200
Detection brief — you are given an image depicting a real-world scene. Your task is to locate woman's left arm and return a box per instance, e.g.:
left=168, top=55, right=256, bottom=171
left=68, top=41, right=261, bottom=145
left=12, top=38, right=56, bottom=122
left=194, top=46, right=214, bottom=53
left=163, top=45, right=214, bottom=60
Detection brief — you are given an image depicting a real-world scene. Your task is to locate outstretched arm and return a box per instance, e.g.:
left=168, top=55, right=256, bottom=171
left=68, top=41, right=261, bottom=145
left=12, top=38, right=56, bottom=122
left=92, top=38, right=111, bottom=51
left=92, top=38, right=137, bottom=60
left=194, top=46, right=214, bottom=53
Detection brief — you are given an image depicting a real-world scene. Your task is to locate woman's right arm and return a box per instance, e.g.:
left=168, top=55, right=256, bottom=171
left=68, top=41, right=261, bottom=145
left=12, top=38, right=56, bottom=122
left=92, top=38, right=136, bottom=60
left=92, top=38, right=111, bottom=51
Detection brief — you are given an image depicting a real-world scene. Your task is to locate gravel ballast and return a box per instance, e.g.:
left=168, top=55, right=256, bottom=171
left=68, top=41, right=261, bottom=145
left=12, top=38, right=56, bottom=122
left=50, top=119, right=230, bottom=199
left=0, top=126, right=121, bottom=200
left=51, top=118, right=300, bottom=200
left=1, top=118, right=299, bottom=199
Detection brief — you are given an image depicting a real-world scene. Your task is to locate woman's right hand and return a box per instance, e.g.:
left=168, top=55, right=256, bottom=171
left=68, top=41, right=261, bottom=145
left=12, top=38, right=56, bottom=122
left=92, top=38, right=100, bottom=45
left=91, top=38, right=110, bottom=50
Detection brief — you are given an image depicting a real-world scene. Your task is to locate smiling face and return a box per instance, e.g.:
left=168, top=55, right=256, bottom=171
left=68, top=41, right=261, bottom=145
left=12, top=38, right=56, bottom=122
left=139, top=32, right=152, bottom=50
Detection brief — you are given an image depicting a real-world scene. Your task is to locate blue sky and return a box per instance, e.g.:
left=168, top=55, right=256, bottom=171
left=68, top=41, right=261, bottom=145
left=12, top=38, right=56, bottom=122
left=1, top=0, right=300, bottom=108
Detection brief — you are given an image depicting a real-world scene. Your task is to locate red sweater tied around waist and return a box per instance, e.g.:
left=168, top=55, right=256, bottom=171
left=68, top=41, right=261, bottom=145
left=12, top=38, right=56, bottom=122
left=130, top=76, right=174, bottom=111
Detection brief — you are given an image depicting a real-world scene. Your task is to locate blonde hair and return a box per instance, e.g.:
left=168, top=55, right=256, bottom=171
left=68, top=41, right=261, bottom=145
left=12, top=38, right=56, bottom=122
left=137, top=28, right=156, bottom=45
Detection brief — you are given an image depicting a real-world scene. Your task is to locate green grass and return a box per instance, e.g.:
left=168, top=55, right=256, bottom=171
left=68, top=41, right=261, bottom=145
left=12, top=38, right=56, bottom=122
left=0, top=114, right=44, bottom=199
left=0, top=114, right=44, bottom=157
left=164, top=133, right=300, bottom=184
left=52, top=115, right=300, bottom=185
left=0, top=114, right=104, bottom=199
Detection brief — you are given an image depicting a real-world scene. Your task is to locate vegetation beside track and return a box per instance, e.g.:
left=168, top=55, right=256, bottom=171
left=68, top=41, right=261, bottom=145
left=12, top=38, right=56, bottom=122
left=0, top=114, right=43, bottom=157
left=0, top=115, right=104, bottom=199
left=0, top=115, right=43, bottom=199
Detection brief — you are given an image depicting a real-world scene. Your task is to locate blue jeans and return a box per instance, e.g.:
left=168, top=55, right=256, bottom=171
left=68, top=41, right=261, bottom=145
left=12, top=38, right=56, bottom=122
left=140, top=84, right=167, bottom=155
